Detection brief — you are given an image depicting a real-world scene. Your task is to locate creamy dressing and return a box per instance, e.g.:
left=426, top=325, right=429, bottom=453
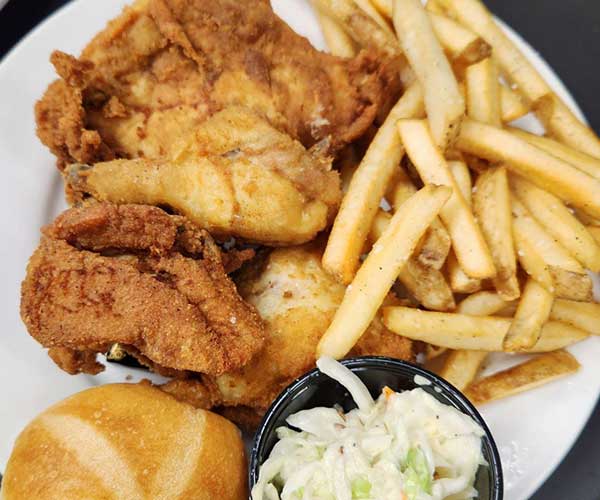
left=252, top=357, right=486, bottom=500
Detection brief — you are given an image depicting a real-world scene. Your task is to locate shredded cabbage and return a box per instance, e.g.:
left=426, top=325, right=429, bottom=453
left=252, top=358, right=485, bottom=500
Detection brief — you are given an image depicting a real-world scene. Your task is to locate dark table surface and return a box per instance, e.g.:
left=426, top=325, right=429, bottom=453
left=1, top=0, right=599, bottom=498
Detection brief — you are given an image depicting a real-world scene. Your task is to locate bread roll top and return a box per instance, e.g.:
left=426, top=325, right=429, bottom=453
left=1, top=383, right=247, bottom=500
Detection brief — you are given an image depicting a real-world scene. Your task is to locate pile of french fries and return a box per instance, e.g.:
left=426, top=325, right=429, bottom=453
left=313, top=0, right=600, bottom=406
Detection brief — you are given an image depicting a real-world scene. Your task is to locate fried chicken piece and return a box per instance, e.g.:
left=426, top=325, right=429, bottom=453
left=35, top=0, right=398, bottom=168
left=65, top=107, right=341, bottom=245
left=20, top=203, right=265, bottom=376
left=159, top=240, right=414, bottom=427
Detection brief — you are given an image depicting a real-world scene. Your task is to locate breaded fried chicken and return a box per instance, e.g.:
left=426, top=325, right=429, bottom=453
left=20, top=203, right=265, bottom=376
left=65, top=107, right=342, bottom=245
left=160, top=240, right=414, bottom=429
left=35, top=0, right=398, bottom=168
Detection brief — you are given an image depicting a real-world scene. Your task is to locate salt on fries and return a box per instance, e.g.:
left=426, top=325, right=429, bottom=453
left=312, top=0, right=600, bottom=406
left=318, top=185, right=451, bottom=359
left=323, top=84, right=424, bottom=284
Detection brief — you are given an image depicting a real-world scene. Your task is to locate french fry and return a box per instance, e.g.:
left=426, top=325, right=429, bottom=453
left=312, top=2, right=357, bottom=58
left=509, top=128, right=600, bottom=181
left=550, top=299, right=600, bottom=335
left=440, top=289, right=512, bottom=390
left=465, top=57, right=501, bottom=126
left=353, top=0, right=394, bottom=35
left=534, top=93, right=600, bottom=160
left=464, top=350, right=580, bottom=405
left=371, top=0, right=392, bottom=18
left=588, top=226, right=600, bottom=246
left=436, top=0, right=549, bottom=103
left=503, top=278, right=554, bottom=351
left=511, top=175, right=600, bottom=272
left=369, top=210, right=455, bottom=311
left=511, top=198, right=594, bottom=301
left=312, top=0, right=401, bottom=58
left=456, top=291, right=514, bottom=316
left=317, top=185, right=452, bottom=359
left=428, top=12, right=491, bottom=70
left=473, top=167, right=519, bottom=300
left=457, top=119, right=600, bottom=218
left=382, top=306, right=589, bottom=352
left=323, top=84, right=424, bottom=284
left=500, top=85, right=529, bottom=123
left=426, top=344, right=448, bottom=361
left=439, top=350, right=488, bottom=391
left=437, top=0, right=600, bottom=158
left=392, top=0, right=465, bottom=147
left=425, top=0, right=446, bottom=15
left=447, top=160, right=472, bottom=206
left=387, top=169, right=452, bottom=270
left=446, top=251, right=481, bottom=293
left=398, top=119, right=495, bottom=279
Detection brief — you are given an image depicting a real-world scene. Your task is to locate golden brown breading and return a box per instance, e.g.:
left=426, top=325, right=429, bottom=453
left=35, top=0, right=397, bottom=168
left=21, top=203, right=265, bottom=376
left=158, top=240, right=414, bottom=427
left=65, top=107, right=342, bottom=245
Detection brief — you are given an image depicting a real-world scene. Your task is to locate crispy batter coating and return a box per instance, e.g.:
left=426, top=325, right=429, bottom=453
left=65, top=107, right=341, bottom=245
left=35, top=0, right=398, bottom=168
left=159, top=240, right=414, bottom=428
left=20, top=203, right=265, bottom=376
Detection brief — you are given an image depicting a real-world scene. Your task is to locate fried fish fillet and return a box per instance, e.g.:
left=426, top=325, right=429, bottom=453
left=36, top=0, right=398, bottom=168
left=65, top=107, right=341, bottom=245
left=20, top=203, right=265, bottom=376
left=161, top=240, right=414, bottom=427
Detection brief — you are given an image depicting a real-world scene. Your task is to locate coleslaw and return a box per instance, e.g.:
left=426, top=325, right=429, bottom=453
left=251, top=357, right=486, bottom=500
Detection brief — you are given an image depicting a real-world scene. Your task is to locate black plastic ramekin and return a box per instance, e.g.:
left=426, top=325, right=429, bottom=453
left=249, top=356, right=503, bottom=499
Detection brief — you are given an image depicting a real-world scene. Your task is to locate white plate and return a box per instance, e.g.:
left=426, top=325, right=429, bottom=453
left=0, top=1, right=598, bottom=498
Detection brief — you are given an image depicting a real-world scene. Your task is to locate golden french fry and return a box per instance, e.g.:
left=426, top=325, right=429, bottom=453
left=312, top=2, right=357, bottom=58
left=465, top=57, right=501, bottom=126
left=440, top=288, right=512, bottom=390
left=456, top=291, right=514, bottom=316
left=549, top=268, right=594, bottom=302
left=369, top=209, right=455, bottom=311
left=500, top=85, right=529, bottom=123
left=426, top=344, right=448, bottom=360
left=465, top=350, right=580, bottom=405
left=312, top=0, right=401, bottom=57
left=447, top=160, right=472, bottom=206
left=425, top=0, right=446, bottom=15
left=511, top=175, right=600, bottom=272
left=398, top=119, right=495, bottom=278
left=436, top=0, right=549, bottom=103
left=371, top=0, right=392, bottom=17
left=457, top=119, right=600, bottom=218
left=393, top=0, right=465, bottom=147
left=588, top=226, right=600, bottom=245
left=534, top=93, right=600, bottom=159
left=511, top=198, right=583, bottom=274
left=323, top=84, right=424, bottom=284
left=509, top=128, right=600, bottom=182
left=387, top=169, right=452, bottom=270
left=437, top=0, right=600, bottom=158
left=465, top=350, right=581, bottom=404
left=382, top=306, right=589, bottom=352
left=317, top=185, right=452, bottom=359
left=428, top=12, right=491, bottom=69
left=474, top=167, right=519, bottom=300
left=550, top=299, right=600, bottom=335
left=446, top=251, right=481, bottom=293
left=353, top=0, right=394, bottom=34
left=503, top=278, right=554, bottom=351
left=439, top=350, right=488, bottom=391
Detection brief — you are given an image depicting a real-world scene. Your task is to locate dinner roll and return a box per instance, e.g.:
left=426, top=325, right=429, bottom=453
left=1, top=383, right=247, bottom=500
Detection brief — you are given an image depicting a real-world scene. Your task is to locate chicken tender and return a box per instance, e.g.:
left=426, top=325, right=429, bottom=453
left=20, top=203, right=265, bottom=376
left=65, top=108, right=341, bottom=245
left=35, top=0, right=398, bottom=168
left=161, top=240, right=414, bottom=427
